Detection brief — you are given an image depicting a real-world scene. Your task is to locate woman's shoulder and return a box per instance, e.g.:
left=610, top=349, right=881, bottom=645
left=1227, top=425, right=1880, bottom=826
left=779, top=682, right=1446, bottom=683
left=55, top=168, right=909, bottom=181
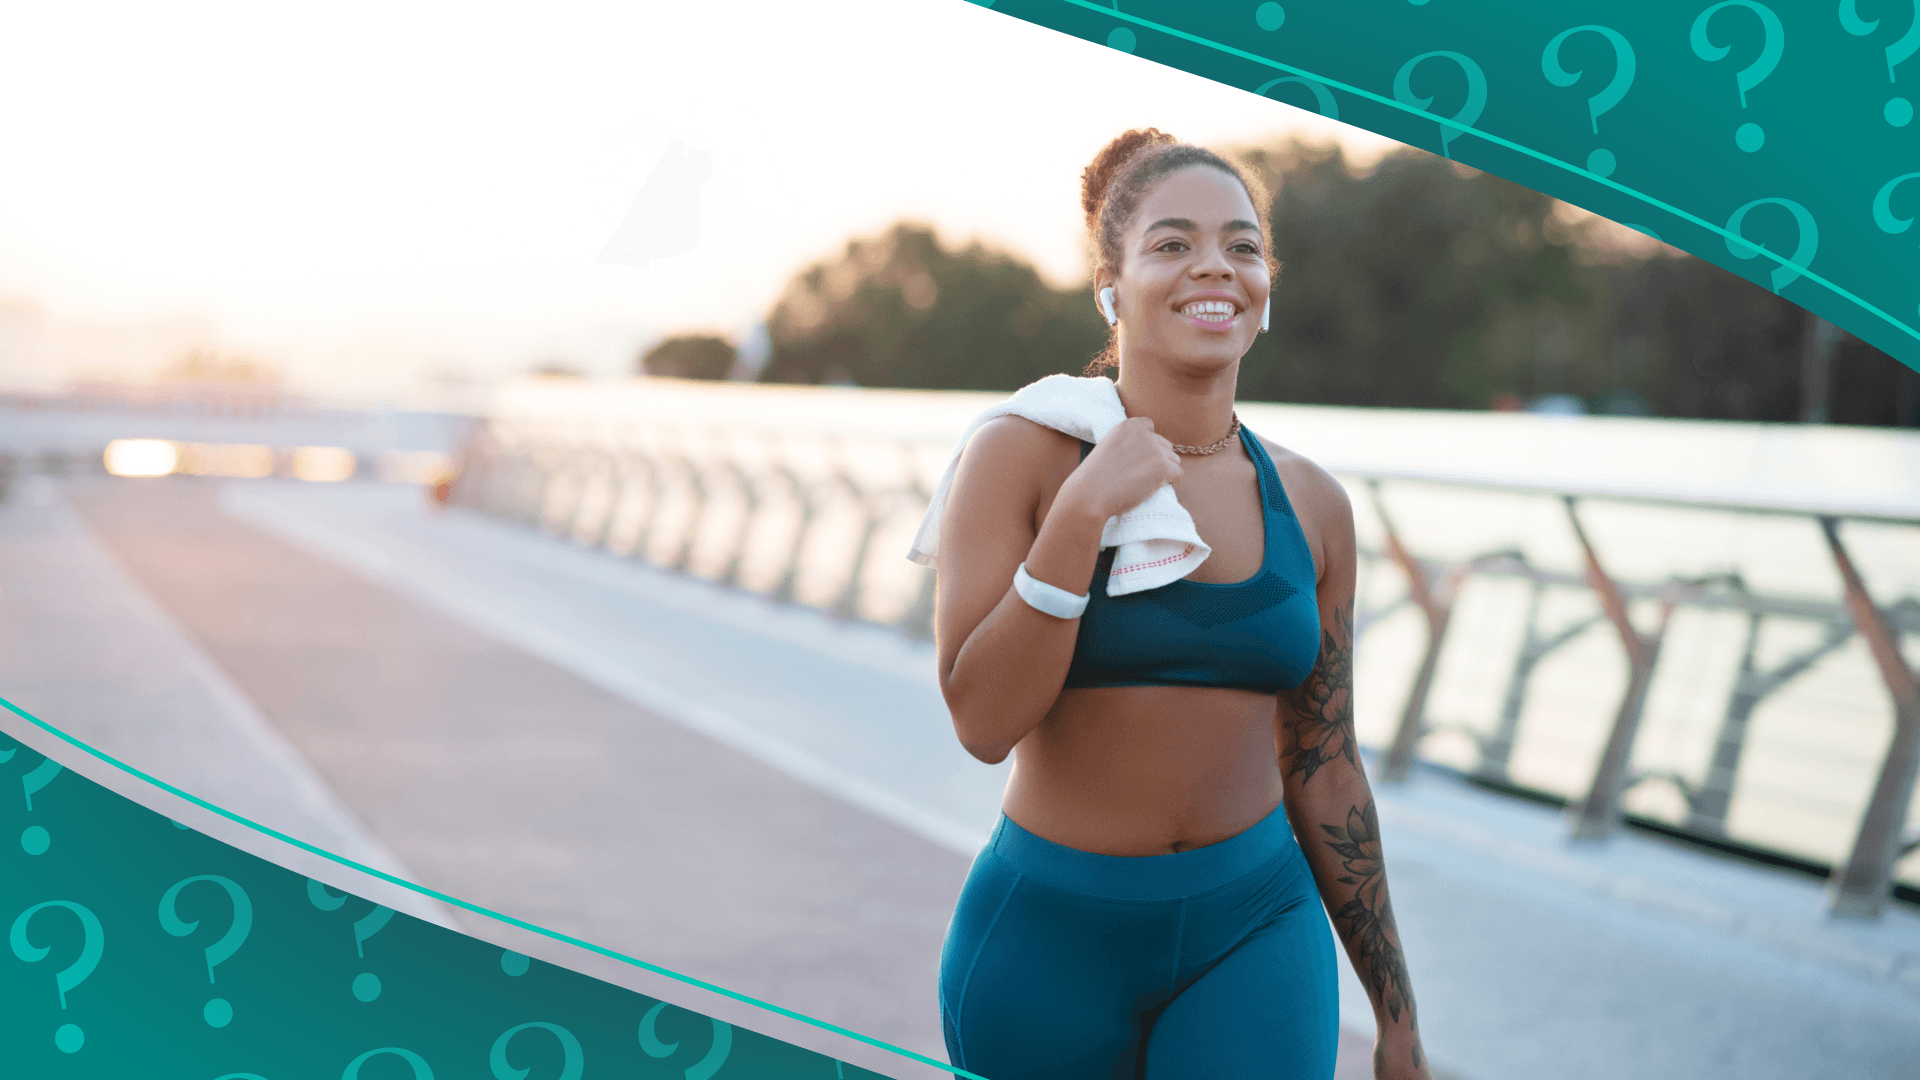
left=1254, top=432, right=1355, bottom=586
left=950, top=414, right=1085, bottom=511
left=960, top=414, right=1085, bottom=472
left=1254, top=433, right=1352, bottom=521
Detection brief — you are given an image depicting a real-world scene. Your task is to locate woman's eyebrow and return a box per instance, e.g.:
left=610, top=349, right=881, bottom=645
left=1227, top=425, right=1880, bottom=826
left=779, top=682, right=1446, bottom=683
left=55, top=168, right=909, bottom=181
left=1143, top=216, right=1261, bottom=233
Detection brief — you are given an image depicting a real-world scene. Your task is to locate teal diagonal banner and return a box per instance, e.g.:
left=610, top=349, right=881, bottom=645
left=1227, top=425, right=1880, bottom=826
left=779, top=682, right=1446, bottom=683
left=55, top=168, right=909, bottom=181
left=1, top=702, right=955, bottom=1079
left=971, top=0, right=1920, bottom=371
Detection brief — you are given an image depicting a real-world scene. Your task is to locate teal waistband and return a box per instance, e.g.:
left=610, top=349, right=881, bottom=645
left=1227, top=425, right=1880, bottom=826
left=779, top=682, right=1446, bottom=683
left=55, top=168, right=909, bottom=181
left=987, top=801, right=1299, bottom=902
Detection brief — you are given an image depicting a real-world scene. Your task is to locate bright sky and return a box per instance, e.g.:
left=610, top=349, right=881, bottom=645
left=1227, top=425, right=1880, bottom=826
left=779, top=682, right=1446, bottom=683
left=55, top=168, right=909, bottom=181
left=0, top=0, right=1408, bottom=401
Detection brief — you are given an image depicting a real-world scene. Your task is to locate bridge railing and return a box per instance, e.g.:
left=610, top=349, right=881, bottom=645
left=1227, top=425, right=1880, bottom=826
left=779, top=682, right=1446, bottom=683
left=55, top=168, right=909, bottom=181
left=452, top=416, right=1920, bottom=918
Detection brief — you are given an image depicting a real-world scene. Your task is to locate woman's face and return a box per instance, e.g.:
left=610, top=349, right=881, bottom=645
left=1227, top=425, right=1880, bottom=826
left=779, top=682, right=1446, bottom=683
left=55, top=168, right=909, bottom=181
left=1103, top=165, right=1269, bottom=374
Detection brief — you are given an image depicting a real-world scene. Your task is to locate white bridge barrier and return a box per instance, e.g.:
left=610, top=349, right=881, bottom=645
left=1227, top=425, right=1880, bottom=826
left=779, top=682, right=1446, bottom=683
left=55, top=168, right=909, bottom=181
left=454, top=377, right=1920, bottom=918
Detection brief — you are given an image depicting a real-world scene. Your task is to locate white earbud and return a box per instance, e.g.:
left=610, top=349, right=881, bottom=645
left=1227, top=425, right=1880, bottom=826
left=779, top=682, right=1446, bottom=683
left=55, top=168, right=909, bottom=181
left=1260, top=296, right=1270, bottom=333
left=1098, top=286, right=1118, bottom=326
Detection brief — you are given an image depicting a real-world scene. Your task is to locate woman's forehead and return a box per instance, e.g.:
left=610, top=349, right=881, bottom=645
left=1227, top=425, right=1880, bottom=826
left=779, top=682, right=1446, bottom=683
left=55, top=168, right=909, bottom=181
left=1132, top=166, right=1259, bottom=229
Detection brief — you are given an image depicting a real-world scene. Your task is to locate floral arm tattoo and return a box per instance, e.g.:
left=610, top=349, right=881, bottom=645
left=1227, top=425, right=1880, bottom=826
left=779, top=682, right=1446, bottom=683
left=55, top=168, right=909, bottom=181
left=1284, top=602, right=1425, bottom=1072
left=1323, top=800, right=1418, bottom=1038
left=1281, top=603, right=1358, bottom=784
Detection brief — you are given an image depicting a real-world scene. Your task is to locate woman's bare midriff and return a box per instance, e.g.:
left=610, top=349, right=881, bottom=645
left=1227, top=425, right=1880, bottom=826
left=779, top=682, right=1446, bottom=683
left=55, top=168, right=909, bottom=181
left=1000, top=684, right=1285, bottom=857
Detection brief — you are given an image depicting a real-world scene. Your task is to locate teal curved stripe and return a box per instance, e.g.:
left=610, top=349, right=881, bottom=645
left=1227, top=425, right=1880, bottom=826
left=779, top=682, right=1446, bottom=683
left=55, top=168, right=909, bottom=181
left=0, top=694, right=987, bottom=1080
left=1031, top=0, right=1920, bottom=355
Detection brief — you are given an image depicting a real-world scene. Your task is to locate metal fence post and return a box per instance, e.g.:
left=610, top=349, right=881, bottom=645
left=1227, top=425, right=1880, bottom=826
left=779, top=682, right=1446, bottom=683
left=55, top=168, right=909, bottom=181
left=1372, top=482, right=1471, bottom=784
left=669, top=454, right=711, bottom=573
left=1477, top=573, right=1603, bottom=784
left=1821, top=517, right=1920, bottom=918
left=585, top=449, right=636, bottom=552
left=1565, top=496, right=1680, bottom=843
left=718, top=460, right=762, bottom=589
left=830, top=471, right=889, bottom=622
left=770, top=465, right=819, bottom=605
left=1687, top=610, right=1851, bottom=835
left=624, top=450, right=667, bottom=563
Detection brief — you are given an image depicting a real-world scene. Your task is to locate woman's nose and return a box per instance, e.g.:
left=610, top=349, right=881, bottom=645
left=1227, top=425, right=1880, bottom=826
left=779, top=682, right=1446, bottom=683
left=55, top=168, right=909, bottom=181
left=1192, top=245, right=1234, bottom=278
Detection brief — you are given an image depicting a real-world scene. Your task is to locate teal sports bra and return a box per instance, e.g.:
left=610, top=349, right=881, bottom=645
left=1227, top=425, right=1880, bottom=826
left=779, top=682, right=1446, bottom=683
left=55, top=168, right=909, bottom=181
left=1062, top=425, right=1321, bottom=696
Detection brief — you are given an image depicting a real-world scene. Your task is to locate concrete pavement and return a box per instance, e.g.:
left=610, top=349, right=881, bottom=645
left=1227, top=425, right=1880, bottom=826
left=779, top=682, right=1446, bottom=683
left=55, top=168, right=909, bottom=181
left=57, top=475, right=972, bottom=1070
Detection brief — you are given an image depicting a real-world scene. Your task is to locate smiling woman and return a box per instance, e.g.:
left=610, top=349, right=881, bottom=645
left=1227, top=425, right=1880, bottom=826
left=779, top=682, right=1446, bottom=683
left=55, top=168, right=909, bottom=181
left=929, top=130, right=1433, bottom=1080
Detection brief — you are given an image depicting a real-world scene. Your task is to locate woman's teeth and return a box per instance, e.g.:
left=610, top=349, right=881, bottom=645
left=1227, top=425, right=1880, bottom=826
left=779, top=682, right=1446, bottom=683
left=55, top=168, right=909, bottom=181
left=1180, top=300, right=1237, bottom=322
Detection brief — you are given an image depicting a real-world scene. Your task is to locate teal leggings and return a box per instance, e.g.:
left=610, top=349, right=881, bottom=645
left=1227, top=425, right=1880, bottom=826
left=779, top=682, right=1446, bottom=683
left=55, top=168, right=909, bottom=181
left=938, top=802, right=1340, bottom=1079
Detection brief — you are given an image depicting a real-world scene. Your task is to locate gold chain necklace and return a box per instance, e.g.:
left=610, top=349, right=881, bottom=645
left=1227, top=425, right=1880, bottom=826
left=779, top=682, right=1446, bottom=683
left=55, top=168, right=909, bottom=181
left=1169, top=412, right=1241, bottom=455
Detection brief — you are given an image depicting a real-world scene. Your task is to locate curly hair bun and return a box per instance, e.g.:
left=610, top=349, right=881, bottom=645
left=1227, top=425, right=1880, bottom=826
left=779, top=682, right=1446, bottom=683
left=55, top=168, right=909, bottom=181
left=1080, top=128, right=1178, bottom=234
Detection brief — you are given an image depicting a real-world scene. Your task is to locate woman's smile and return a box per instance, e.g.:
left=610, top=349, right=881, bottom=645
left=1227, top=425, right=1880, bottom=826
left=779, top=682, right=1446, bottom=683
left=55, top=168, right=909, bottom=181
left=1175, top=294, right=1245, bottom=331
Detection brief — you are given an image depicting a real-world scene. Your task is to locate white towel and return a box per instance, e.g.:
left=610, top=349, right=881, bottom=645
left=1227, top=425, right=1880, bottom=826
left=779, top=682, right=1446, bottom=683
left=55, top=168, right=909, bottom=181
left=907, top=373, right=1211, bottom=596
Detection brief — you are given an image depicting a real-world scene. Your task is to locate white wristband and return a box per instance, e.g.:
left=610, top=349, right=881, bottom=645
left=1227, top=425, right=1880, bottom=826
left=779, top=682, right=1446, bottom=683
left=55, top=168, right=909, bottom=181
left=1014, top=562, right=1089, bottom=620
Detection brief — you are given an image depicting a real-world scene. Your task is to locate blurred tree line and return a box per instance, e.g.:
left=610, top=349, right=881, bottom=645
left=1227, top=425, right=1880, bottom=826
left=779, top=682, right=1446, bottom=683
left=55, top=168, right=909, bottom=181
left=641, top=137, right=1916, bottom=427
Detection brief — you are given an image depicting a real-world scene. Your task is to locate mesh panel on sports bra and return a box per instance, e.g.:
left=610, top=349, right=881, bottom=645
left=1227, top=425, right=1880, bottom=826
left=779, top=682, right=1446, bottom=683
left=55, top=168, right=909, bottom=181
left=1138, top=571, right=1301, bottom=628
left=1265, top=471, right=1296, bottom=517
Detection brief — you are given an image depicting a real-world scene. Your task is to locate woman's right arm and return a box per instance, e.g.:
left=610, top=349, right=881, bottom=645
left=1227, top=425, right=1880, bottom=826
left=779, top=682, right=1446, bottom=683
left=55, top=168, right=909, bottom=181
left=935, top=415, right=1180, bottom=764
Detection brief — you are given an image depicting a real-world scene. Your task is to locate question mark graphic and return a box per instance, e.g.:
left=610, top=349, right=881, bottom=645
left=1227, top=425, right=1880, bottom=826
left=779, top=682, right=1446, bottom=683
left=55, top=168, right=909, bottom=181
left=1874, top=171, right=1920, bottom=238
left=1542, top=25, right=1637, bottom=178
left=10, top=900, right=104, bottom=1053
left=1840, top=0, right=1920, bottom=126
left=501, top=949, right=532, bottom=976
left=1102, top=2, right=1135, bottom=54
left=342, top=1047, right=434, bottom=1080
left=1392, top=51, right=1488, bottom=160
left=1, top=736, right=16, bottom=763
left=490, top=1022, right=584, bottom=1080
left=640, top=1002, right=733, bottom=1080
left=1690, top=1, right=1785, bottom=151
left=20, top=756, right=61, bottom=855
left=159, top=875, right=253, bottom=1028
left=1724, top=197, right=1818, bottom=293
left=1872, top=172, right=1920, bottom=316
left=1255, top=75, right=1339, bottom=120
left=308, top=878, right=394, bottom=1001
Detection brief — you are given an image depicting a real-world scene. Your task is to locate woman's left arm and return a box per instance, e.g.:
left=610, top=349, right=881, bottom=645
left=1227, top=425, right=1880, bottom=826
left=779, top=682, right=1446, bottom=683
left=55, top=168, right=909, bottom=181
left=1275, top=467, right=1433, bottom=1080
